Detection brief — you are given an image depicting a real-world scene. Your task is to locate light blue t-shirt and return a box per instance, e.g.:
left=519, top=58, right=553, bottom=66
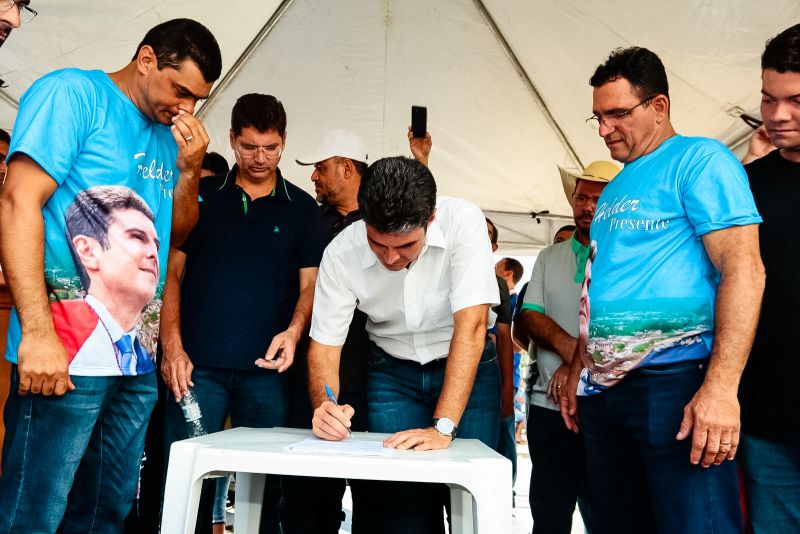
left=5, top=68, right=178, bottom=376
left=579, top=135, right=761, bottom=395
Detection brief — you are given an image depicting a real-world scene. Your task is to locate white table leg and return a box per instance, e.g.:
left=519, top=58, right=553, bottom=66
left=471, top=484, right=511, bottom=534
left=234, top=472, right=266, bottom=533
left=449, top=485, right=476, bottom=534
left=162, top=442, right=205, bottom=534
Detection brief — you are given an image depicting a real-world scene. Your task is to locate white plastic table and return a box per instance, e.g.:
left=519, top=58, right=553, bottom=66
left=161, top=427, right=511, bottom=534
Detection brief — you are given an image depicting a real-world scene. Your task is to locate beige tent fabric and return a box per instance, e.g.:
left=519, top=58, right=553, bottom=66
left=0, top=0, right=796, bottom=252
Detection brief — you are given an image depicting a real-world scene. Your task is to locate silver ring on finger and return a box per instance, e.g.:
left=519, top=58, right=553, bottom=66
left=185, top=135, right=194, bottom=141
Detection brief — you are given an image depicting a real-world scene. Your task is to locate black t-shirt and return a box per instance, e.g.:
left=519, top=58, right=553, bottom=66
left=493, top=276, right=512, bottom=325
left=514, top=282, right=528, bottom=319
left=739, top=150, right=800, bottom=444
left=178, top=168, right=325, bottom=370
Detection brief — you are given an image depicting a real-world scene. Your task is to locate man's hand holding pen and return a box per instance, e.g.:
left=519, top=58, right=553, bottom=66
left=312, top=384, right=354, bottom=441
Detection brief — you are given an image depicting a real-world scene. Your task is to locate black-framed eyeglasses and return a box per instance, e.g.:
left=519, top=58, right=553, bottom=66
left=586, top=96, right=656, bottom=129
left=0, top=0, right=37, bottom=24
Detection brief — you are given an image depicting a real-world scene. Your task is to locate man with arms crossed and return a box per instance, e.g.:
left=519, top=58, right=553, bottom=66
left=738, top=24, right=800, bottom=532
left=517, top=160, right=618, bottom=533
left=560, top=47, right=764, bottom=533
left=308, top=156, right=501, bottom=534
left=0, top=19, right=221, bottom=533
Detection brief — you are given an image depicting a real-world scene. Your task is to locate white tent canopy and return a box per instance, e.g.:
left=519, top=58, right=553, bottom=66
left=1, top=1, right=796, bottom=253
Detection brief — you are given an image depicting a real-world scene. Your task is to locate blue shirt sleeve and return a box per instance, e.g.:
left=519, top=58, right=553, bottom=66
left=681, top=144, right=762, bottom=237
left=9, top=71, right=92, bottom=185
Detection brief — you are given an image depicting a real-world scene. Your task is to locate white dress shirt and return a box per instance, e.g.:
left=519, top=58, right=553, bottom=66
left=310, top=196, right=500, bottom=364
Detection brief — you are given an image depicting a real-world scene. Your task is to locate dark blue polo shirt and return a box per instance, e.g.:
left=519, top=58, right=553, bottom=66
left=179, top=166, right=325, bottom=370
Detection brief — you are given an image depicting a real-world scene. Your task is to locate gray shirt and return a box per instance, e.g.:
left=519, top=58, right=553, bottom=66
left=522, top=238, right=583, bottom=411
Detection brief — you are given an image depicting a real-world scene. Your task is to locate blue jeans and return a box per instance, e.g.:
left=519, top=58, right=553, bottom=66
left=163, top=365, right=288, bottom=534
left=497, top=415, right=517, bottom=486
left=578, top=360, right=742, bottom=534
left=363, top=339, right=501, bottom=534
left=527, top=404, right=590, bottom=534
left=0, top=364, right=157, bottom=534
left=740, top=433, right=800, bottom=533
left=212, top=476, right=230, bottom=524
left=367, top=340, right=501, bottom=447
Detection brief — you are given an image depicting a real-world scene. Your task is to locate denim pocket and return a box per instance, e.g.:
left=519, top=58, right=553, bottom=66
left=479, top=354, right=498, bottom=365
left=479, top=338, right=498, bottom=364
left=367, top=345, right=387, bottom=366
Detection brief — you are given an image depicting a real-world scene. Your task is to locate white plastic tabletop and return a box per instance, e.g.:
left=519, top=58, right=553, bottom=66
left=162, top=426, right=510, bottom=533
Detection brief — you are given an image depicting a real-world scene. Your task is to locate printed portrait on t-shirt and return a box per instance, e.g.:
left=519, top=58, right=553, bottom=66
left=2, top=68, right=179, bottom=376
left=49, top=186, right=161, bottom=375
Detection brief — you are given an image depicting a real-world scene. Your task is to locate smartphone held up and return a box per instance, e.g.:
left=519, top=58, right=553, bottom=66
left=411, top=106, right=427, bottom=139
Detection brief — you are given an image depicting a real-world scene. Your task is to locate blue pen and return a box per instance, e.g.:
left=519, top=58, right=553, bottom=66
left=324, top=384, right=352, bottom=437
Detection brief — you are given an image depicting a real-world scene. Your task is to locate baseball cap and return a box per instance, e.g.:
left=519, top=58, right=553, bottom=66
left=296, top=129, right=368, bottom=166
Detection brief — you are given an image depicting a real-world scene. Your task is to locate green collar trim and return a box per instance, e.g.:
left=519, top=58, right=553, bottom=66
left=571, top=234, right=590, bottom=283
left=521, top=302, right=545, bottom=314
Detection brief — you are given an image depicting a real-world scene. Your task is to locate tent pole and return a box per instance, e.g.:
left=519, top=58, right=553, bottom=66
left=196, top=0, right=296, bottom=120
left=473, top=0, right=584, bottom=170
left=0, top=89, right=19, bottom=113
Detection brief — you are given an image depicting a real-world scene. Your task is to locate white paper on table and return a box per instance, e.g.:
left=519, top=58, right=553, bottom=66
left=284, top=437, right=396, bottom=457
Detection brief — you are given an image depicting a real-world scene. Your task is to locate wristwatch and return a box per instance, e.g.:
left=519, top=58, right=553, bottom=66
left=432, top=417, right=458, bottom=439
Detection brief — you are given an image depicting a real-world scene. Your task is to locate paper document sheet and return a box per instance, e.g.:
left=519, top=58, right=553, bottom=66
left=285, top=437, right=395, bottom=457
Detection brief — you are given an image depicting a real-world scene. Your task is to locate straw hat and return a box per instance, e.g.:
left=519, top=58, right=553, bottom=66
left=558, top=160, right=620, bottom=208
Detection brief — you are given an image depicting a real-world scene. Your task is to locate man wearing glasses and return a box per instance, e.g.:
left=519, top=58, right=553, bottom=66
left=0, top=0, right=36, bottom=48
left=559, top=47, right=765, bottom=532
left=516, top=160, right=618, bottom=533
left=160, top=93, right=324, bottom=532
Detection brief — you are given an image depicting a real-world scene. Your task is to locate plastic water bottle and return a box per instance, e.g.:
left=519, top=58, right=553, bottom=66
left=180, top=388, right=207, bottom=438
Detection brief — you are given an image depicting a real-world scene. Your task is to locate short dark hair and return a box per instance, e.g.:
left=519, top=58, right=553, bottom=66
left=134, top=19, right=222, bottom=83
left=65, top=186, right=154, bottom=290
left=590, top=47, right=669, bottom=101
left=231, top=94, right=287, bottom=137
left=0, top=129, right=9, bottom=145
left=555, top=224, right=576, bottom=236
left=485, top=217, right=498, bottom=245
left=762, top=24, right=800, bottom=73
left=358, top=157, right=436, bottom=234
left=500, top=257, right=524, bottom=285
left=201, top=152, right=230, bottom=176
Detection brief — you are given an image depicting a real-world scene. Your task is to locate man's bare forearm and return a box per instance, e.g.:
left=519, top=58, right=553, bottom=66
left=496, top=322, right=515, bottom=391
left=704, top=247, right=765, bottom=394
left=170, top=170, right=200, bottom=247
left=434, top=305, right=488, bottom=425
left=286, top=268, right=318, bottom=340
left=0, top=201, right=52, bottom=335
left=519, top=309, right=576, bottom=364
left=307, top=340, right=343, bottom=408
left=160, top=247, right=186, bottom=353
left=512, top=319, right=531, bottom=349
left=286, top=285, right=314, bottom=338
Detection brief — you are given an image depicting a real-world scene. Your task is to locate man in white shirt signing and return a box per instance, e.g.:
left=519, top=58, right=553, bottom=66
left=307, top=156, right=501, bottom=534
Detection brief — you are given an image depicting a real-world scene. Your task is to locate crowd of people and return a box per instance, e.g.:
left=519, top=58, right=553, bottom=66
left=0, top=5, right=796, bottom=534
